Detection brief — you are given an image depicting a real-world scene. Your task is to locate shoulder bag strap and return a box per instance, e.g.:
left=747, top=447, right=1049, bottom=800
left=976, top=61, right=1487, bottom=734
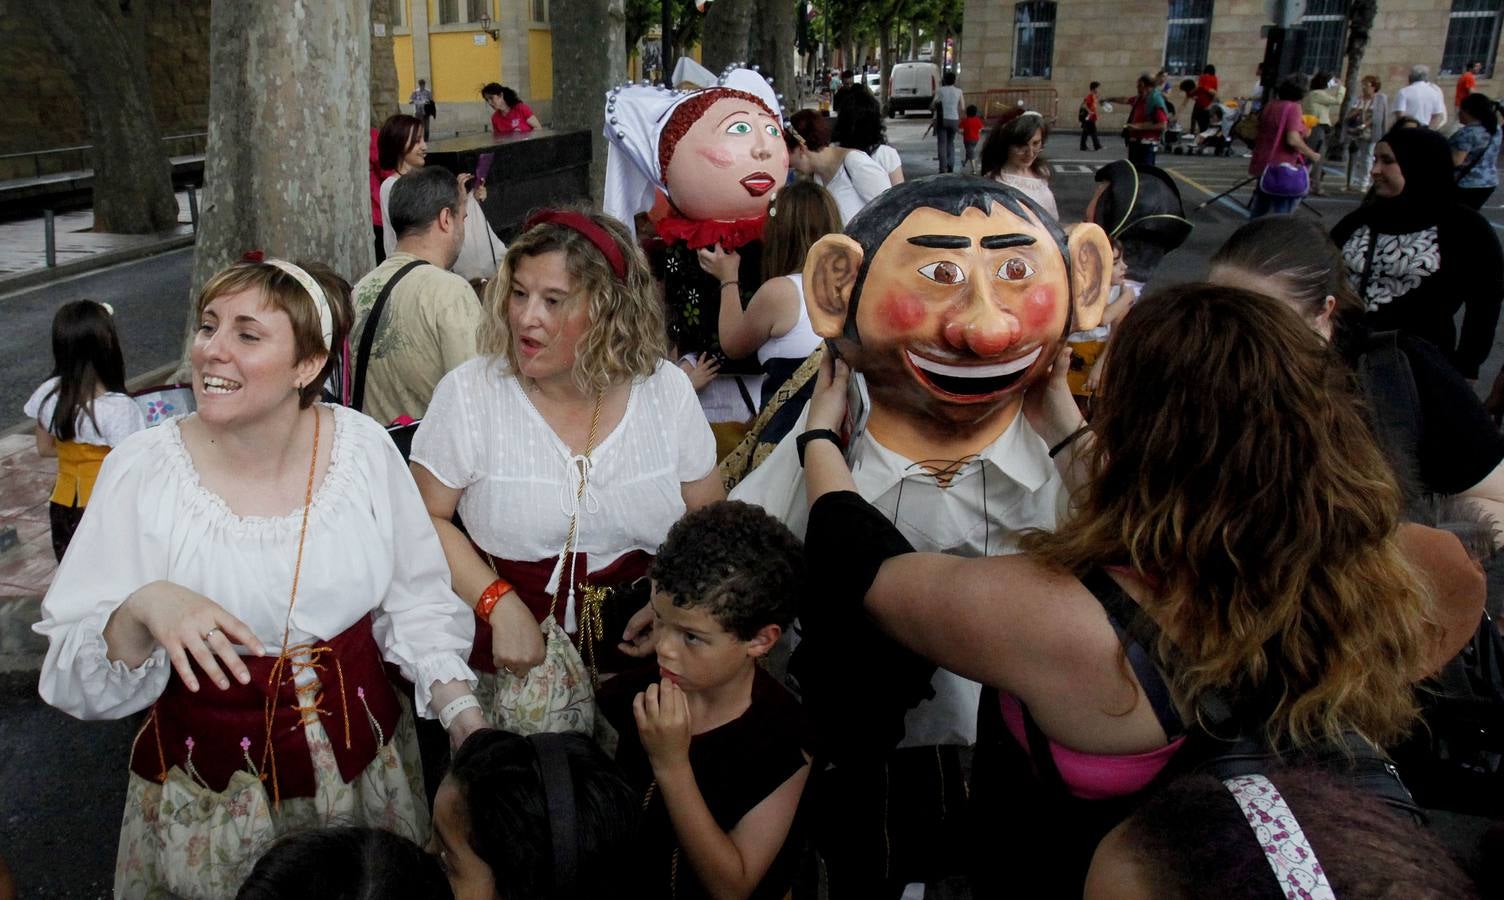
left=352, top=259, right=428, bottom=413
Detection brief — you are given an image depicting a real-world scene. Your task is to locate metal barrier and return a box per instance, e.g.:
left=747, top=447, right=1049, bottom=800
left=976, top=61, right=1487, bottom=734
left=0, top=132, right=207, bottom=181
left=965, top=88, right=1060, bottom=126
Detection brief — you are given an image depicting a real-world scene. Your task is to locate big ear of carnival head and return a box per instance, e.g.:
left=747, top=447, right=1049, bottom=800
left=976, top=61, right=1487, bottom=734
left=802, top=175, right=1112, bottom=434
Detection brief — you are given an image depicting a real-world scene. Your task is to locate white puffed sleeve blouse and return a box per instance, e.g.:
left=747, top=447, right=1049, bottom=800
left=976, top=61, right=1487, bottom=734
left=34, top=404, right=476, bottom=719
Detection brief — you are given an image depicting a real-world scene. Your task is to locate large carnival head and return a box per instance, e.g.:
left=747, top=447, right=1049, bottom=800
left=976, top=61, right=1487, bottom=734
left=1085, top=160, right=1192, bottom=283
left=602, top=65, right=788, bottom=231
left=192, top=257, right=354, bottom=420
left=803, top=175, right=1112, bottom=433
left=480, top=207, right=666, bottom=393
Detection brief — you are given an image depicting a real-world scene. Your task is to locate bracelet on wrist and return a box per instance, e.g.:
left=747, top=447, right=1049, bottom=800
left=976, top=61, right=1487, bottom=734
left=438, top=693, right=481, bottom=730
left=797, top=428, right=846, bottom=467
left=720, top=280, right=739, bottom=290
left=1048, top=424, right=1092, bottom=459
left=475, top=577, right=514, bottom=622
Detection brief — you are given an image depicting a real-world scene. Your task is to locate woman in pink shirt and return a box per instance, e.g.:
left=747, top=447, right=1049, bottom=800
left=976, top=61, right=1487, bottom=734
left=482, top=83, right=541, bottom=135
left=1249, top=74, right=1321, bottom=216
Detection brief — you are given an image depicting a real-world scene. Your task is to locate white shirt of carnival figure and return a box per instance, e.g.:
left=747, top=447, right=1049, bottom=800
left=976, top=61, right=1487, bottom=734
left=35, top=403, right=477, bottom=720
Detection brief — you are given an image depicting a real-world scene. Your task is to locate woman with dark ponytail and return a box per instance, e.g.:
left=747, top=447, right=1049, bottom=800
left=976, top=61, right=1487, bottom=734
left=22, top=299, right=145, bottom=559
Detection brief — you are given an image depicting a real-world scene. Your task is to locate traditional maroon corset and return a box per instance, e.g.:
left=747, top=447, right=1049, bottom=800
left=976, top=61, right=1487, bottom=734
left=129, top=614, right=401, bottom=803
left=470, top=549, right=653, bottom=677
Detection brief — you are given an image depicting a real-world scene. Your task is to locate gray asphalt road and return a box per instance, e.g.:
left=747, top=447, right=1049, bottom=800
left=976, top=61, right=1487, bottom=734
left=0, top=249, right=193, bottom=433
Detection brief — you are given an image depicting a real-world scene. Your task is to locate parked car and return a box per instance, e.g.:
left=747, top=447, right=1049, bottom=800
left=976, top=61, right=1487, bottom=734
left=865, top=72, right=881, bottom=93
left=886, top=61, right=939, bottom=117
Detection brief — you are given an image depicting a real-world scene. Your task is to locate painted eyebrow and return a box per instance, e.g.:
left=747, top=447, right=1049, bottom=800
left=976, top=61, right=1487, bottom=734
left=907, top=235, right=972, bottom=248
left=981, top=235, right=1037, bottom=249
left=718, top=109, right=754, bottom=127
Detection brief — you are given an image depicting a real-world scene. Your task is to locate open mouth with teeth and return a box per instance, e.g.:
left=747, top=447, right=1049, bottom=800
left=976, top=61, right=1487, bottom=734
left=202, top=375, right=243, bottom=395
left=904, top=348, right=1043, bottom=400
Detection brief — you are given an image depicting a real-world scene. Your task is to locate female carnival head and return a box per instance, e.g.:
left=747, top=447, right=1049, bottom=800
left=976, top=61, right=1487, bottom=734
left=480, top=207, right=665, bottom=395
left=1022, top=283, right=1435, bottom=750
left=192, top=257, right=355, bottom=417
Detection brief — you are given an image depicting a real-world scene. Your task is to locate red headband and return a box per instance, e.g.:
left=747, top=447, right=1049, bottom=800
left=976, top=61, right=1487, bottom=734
left=523, top=210, right=628, bottom=280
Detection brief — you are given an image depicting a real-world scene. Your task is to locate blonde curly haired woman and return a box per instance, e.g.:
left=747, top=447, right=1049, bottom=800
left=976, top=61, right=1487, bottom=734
left=411, top=208, right=722, bottom=705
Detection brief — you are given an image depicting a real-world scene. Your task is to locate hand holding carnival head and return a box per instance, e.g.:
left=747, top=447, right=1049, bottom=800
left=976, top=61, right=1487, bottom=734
left=602, top=66, right=788, bottom=232
left=806, top=350, right=851, bottom=433
left=633, top=679, right=693, bottom=769
left=800, top=176, right=1112, bottom=437
left=120, top=580, right=265, bottom=693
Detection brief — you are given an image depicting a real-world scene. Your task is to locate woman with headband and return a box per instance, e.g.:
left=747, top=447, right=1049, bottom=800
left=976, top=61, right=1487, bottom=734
left=980, top=108, right=1059, bottom=222
left=35, top=258, right=484, bottom=899
left=411, top=209, right=721, bottom=711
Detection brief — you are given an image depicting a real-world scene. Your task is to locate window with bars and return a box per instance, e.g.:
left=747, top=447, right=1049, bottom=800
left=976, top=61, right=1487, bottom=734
left=532, top=0, right=549, bottom=23
left=1299, top=0, right=1347, bottom=76
left=1013, top=1, right=1056, bottom=79
left=1442, top=0, right=1502, bottom=75
left=1164, top=0, right=1213, bottom=76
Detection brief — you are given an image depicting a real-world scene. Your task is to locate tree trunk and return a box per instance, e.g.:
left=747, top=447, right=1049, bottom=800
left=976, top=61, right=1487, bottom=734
left=702, top=0, right=755, bottom=71
left=907, top=20, right=920, bottom=62
left=31, top=0, right=177, bottom=235
left=184, top=0, right=372, bottom=364
left=370, top=0, right=401, bottom=127
left=753, top=0, right=797, bottom=113
left=553, top=0, right=627, bottom=202
left=1333, top=0, right=1378, bottom=158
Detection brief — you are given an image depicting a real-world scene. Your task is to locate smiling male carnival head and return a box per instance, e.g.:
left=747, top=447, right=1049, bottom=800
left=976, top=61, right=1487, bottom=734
left=804, top=175, right=1111, bottom=445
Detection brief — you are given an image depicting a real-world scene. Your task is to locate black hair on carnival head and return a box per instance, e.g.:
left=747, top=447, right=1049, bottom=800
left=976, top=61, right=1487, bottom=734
left=651, top=500, right=803, bottom=639
left=235, top=826, right=450, bottom=900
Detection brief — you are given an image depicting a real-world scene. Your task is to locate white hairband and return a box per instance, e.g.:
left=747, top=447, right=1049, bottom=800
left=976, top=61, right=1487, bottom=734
left=1223, top=774, right=1335, bottom=900
left=265, top=258, right=334, bottom=352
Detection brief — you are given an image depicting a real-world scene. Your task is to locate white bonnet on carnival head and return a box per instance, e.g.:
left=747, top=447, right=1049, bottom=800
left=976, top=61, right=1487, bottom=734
left=602, top=60, right=784, bottom=236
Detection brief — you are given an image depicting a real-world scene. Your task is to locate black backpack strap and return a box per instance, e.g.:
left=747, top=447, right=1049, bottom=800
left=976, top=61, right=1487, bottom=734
left=352, top=259, right=428, bottom=413
left=1078, top=568, right=1188, bottom=738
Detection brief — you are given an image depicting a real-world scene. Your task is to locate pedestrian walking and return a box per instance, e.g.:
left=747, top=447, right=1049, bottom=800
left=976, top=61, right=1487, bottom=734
left=932, top=71, right=964, bottom=173
left=1124, top=73, right=1169, bottom=167
left=962, top=104, right=985, bottom=171
left=409, top=78, right=434, bottom=140
left=23, top=300, right=146, bottom=561
left=1080, top=81, right=1103, bottom=151
left=1303, top=71, right=1345, bottom=195
left=1346, top=75, right=1387, bottom=192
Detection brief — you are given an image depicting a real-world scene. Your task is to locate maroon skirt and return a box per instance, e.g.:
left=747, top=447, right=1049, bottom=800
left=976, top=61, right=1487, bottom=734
left=129, top=614, right=401, bottom=803
left=471, top=549, right=653, bottom=678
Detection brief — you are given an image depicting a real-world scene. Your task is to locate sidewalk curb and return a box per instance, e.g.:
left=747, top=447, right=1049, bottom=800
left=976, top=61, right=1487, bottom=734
left=0, top=233, right=195, bottom=298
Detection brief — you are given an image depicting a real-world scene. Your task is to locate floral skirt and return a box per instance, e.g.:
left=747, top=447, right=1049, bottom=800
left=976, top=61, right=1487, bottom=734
left=113, top=687, right=427, bottom=900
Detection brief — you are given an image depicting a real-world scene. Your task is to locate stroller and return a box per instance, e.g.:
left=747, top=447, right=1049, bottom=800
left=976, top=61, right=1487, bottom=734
left=1171, top=102, right=1238, bottom=156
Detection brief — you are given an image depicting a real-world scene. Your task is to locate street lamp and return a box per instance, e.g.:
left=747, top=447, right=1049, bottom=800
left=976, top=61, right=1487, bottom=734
left=477, top=11, right=500, bottom=41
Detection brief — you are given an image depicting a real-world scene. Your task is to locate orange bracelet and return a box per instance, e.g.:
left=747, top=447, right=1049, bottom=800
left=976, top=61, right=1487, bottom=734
left=475, top=578, right=514, bottom=622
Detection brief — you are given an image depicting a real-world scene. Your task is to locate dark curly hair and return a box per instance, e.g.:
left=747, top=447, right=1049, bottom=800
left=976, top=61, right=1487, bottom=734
left=651, top=500, right=803, bottom=639
left=236, top=826, right=449, bottom=900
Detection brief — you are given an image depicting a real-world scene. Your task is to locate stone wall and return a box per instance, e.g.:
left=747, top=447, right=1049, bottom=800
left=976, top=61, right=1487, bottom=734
left=961, top=0, right=1504, bottom=132
left=0, top=0, right=210, bottom=173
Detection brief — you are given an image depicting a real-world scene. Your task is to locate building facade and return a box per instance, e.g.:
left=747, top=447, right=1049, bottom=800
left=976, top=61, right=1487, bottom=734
left=392, top=0, right=556, bottom=134
left=962, top=0, right=1504, bottom=127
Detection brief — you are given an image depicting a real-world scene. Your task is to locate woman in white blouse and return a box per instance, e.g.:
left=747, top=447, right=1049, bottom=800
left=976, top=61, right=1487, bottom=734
left=34, top=259, right=483, bottom=900
left=833, top=87, right=906, bottom=187
left=410, top=209, right=722, bottom=695
left=787, top=108, right=892, bottom=226
left=980, top=109, right=1060, bottom=223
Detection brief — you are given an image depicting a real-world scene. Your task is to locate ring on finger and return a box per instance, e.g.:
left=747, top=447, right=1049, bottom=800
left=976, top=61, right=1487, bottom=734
left=203, top=626, right=221, bottom=641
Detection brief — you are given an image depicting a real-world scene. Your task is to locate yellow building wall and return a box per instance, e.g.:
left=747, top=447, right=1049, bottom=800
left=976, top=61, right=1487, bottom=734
left=394, top=35, right=415, bottom=96
left=529, top=29, right=553, bottom=100
left=429, top=31, right=502, bottom=102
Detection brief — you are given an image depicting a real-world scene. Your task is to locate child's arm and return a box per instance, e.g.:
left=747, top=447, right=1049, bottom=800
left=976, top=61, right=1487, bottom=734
left=34, top=425, right=56, bottom=458
left=635, top=680, right=810, bottom=900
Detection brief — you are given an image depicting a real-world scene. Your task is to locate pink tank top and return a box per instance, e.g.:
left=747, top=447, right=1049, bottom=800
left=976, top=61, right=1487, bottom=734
left=999, top=692, right=1184, bottom=800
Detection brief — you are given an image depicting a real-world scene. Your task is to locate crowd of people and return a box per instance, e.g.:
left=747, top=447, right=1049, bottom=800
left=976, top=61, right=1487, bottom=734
left=19, top=63, right=1504, bottom=900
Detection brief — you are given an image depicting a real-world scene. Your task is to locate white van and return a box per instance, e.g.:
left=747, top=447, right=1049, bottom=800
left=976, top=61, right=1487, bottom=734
left=886, top=61, right=940, bottom=117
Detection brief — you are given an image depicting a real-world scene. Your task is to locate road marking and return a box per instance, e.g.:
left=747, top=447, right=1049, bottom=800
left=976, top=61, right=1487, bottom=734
left=1164, top=167, right=1251, bottom=218
left=1052, top=163, right=1099, bottom=174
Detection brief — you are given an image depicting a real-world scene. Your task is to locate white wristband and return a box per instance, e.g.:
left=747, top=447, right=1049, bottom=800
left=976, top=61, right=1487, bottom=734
left=438, top=693, right=482, bottom=730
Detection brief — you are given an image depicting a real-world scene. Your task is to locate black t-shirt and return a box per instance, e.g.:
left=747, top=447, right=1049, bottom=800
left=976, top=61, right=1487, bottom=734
left=598, top=665, right=808, bottom=900
left=1351, top=331, right=1504, bottom=495
left=659, top=241, right=765, bottom=376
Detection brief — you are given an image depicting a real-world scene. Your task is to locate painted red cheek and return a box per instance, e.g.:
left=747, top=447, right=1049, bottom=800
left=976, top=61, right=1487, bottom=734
left=879, top=292, right=928, bottom=332
left=1022, top=285, right=1060, bottom=331
left=697, top=145, right=737, bottom=168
